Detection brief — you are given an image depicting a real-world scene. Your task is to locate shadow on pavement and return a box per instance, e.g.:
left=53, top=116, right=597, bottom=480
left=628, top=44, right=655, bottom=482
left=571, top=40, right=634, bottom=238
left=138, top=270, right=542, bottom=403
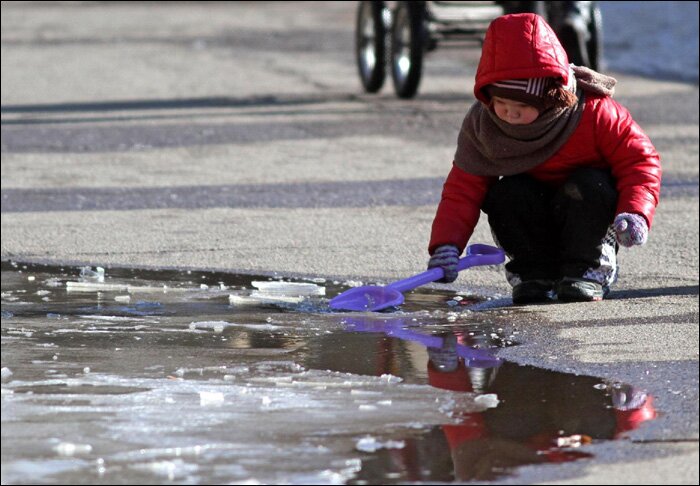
left=610, top=285, right=699, bottom=299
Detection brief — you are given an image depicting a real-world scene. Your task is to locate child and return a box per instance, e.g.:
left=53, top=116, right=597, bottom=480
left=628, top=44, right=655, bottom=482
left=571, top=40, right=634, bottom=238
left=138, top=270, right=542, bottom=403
left=427, top=13, right=661, bottom=304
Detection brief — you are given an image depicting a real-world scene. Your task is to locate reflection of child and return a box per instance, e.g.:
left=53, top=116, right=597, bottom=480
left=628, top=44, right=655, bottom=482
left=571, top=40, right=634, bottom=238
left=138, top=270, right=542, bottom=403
left=426, top=333, right=656, bottom=481
left=427, top=13, right=661, bottom=304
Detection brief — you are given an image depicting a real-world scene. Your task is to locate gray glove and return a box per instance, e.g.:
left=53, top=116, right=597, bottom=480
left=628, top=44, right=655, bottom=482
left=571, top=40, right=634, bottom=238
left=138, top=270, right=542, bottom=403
left=613, top=213, right=648, bottom=247
left=428, top=244, right=460, bottom=283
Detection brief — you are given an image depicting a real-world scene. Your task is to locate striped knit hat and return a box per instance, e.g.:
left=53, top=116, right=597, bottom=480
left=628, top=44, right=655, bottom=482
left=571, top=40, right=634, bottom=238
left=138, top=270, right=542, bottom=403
left=486, top=78, right=550, bottom=112
left=485, top=68, right=578, bottom=112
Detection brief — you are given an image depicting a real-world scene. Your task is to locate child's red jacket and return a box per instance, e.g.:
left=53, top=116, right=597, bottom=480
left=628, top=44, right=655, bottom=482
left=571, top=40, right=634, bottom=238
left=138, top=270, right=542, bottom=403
left=429, top=14, right=661, bottom=254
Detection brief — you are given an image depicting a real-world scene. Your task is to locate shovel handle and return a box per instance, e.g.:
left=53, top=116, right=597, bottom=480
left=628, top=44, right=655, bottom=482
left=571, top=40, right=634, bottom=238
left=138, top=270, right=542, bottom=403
left=387, top=244, right=505, bottom=294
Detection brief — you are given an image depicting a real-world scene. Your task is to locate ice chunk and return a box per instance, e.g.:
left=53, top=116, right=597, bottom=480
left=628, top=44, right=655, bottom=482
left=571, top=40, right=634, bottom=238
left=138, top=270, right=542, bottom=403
left=189, top=321, right=228, bottom=333
left=66, top=282, right=177, bottom=293
left=379, top=374, right=402, bottom=384
left=229, top=295, right=259, bottom=306
left=79, top=266, right=105, bottom=282
left=1, top=367, right=13, bottom=382
left=251, top=281, right=325, bottom=296
left=474, top=393, right=499, bottom=408
left=355, top=436, right=405, bottom=453
left=189, top=321, right=281, bottom=332
left=229, top=293, right=304, bottom=306
left=54, top=442, right=93, bottom=456
left=254, top=290, right=308, bottom=303
left=67, top=281, right=128, bottom=292
left=350, top=390, right=383, bottom=396
left=77, top=315, right=137, bottom=321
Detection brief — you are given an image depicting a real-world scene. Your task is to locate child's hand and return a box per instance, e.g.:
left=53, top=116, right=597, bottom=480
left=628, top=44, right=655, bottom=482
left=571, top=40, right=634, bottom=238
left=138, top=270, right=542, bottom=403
left=428, top=245, right=460, bottom=283
left=613, top=213, right=648, bottom=247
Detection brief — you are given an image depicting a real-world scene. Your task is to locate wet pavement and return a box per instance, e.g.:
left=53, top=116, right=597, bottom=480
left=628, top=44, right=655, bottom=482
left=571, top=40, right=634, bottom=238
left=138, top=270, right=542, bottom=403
left=1, top=3, right=697, bottom=482
left=1, top=264, right=657, bottom=484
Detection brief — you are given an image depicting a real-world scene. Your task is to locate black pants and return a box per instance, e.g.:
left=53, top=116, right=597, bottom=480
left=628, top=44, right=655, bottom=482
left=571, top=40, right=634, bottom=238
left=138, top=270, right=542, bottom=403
left=482, top=168, right=618, bottom=281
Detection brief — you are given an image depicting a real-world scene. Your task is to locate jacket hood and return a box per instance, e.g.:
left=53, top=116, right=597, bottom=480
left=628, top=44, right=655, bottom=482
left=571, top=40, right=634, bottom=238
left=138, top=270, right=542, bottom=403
left=474, top=13, right=570, bottom=104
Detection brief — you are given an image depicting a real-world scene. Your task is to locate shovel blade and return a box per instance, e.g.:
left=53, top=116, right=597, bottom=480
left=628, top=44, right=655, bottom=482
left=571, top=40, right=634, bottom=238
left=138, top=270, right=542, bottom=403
left=329, top=286, right=404, bottom=311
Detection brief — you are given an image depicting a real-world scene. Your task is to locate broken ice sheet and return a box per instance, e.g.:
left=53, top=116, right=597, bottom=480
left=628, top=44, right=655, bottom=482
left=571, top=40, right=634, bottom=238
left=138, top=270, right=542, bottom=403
left=189, top=321, right=282, bottom=332
left=65, top=281, right=171, bottom=293
left=228, top=290, right=306, bottom=306
left=474, top=393, right=500, bottom=408
left=53, top=442, right=93, bottom=457
left=251, top=281, right=325, bottom=296
left=227, top=280, right=326, bottom=307
left=1, top=367, right=13, bottom=382
left=355, top=436, right=406, bottom=453
left=79, top=266, right=104, bottom=283
left=229, top=293, right=305, bottom=306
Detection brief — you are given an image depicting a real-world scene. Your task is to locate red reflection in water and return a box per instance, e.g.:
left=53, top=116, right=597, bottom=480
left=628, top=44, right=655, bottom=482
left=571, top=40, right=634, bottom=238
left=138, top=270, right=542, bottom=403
left=345, top=317, right=656, bottom=482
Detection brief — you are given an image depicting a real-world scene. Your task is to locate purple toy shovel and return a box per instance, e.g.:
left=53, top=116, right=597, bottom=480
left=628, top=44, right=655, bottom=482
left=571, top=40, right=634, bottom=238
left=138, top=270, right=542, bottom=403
left=329, top=244, right=505, bottom=312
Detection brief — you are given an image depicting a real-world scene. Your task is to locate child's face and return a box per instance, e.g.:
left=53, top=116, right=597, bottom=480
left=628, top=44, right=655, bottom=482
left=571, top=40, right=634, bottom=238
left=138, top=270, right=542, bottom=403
left=492, top=96, right=540, bottom=125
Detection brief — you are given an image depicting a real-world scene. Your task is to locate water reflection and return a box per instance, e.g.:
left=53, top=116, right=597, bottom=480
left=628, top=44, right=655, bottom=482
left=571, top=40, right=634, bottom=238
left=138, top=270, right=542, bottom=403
left=2, top=264, right=657, bottom=484
left=343, top=317, right=502, bottom=369
left=341, top=316, right=657, bottom=482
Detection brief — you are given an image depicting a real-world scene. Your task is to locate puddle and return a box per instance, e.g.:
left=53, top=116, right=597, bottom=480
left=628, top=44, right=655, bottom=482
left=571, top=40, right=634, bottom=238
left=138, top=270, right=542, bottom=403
left=1, top=261, right=656, bottom=484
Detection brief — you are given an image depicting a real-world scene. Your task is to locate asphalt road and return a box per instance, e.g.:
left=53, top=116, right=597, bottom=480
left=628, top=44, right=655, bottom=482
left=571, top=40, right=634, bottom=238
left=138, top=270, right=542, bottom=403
left=1, top=2, right=698, bottom=484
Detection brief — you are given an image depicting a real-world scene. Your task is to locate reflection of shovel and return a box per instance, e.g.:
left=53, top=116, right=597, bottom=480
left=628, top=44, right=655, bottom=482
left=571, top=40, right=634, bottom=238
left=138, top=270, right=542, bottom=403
left=329, top=244, right=505, bottom=312
left=343, top=317, right=502, bottom=368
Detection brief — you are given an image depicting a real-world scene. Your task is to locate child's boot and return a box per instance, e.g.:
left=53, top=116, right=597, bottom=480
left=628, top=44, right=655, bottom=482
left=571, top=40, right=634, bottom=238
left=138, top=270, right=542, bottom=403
left=512, top=279, right=555, bottom=305
left=557, top=226, right=618, bottom=302
left=555, top=277, right=609, bottom=302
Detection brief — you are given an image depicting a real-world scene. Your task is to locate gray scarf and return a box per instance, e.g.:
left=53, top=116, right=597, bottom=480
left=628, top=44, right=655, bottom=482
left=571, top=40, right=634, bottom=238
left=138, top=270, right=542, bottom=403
left=454, top=66, right=616, bottom=177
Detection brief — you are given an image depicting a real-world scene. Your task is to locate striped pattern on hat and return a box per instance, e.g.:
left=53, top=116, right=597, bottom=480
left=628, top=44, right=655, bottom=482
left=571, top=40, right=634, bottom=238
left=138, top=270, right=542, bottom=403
left=491, top=78, right=548, bottom=97
left=563, top=65, right=576, bottom=93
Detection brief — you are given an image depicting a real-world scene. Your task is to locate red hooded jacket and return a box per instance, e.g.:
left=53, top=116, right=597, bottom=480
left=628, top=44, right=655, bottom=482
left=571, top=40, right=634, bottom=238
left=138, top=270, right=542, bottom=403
left=429, top=14, right=661, bottom=254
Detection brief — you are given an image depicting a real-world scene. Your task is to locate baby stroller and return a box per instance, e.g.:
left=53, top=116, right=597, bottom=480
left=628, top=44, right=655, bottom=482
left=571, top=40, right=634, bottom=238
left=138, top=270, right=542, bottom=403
left=356, top=1, right=603, bottom=98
